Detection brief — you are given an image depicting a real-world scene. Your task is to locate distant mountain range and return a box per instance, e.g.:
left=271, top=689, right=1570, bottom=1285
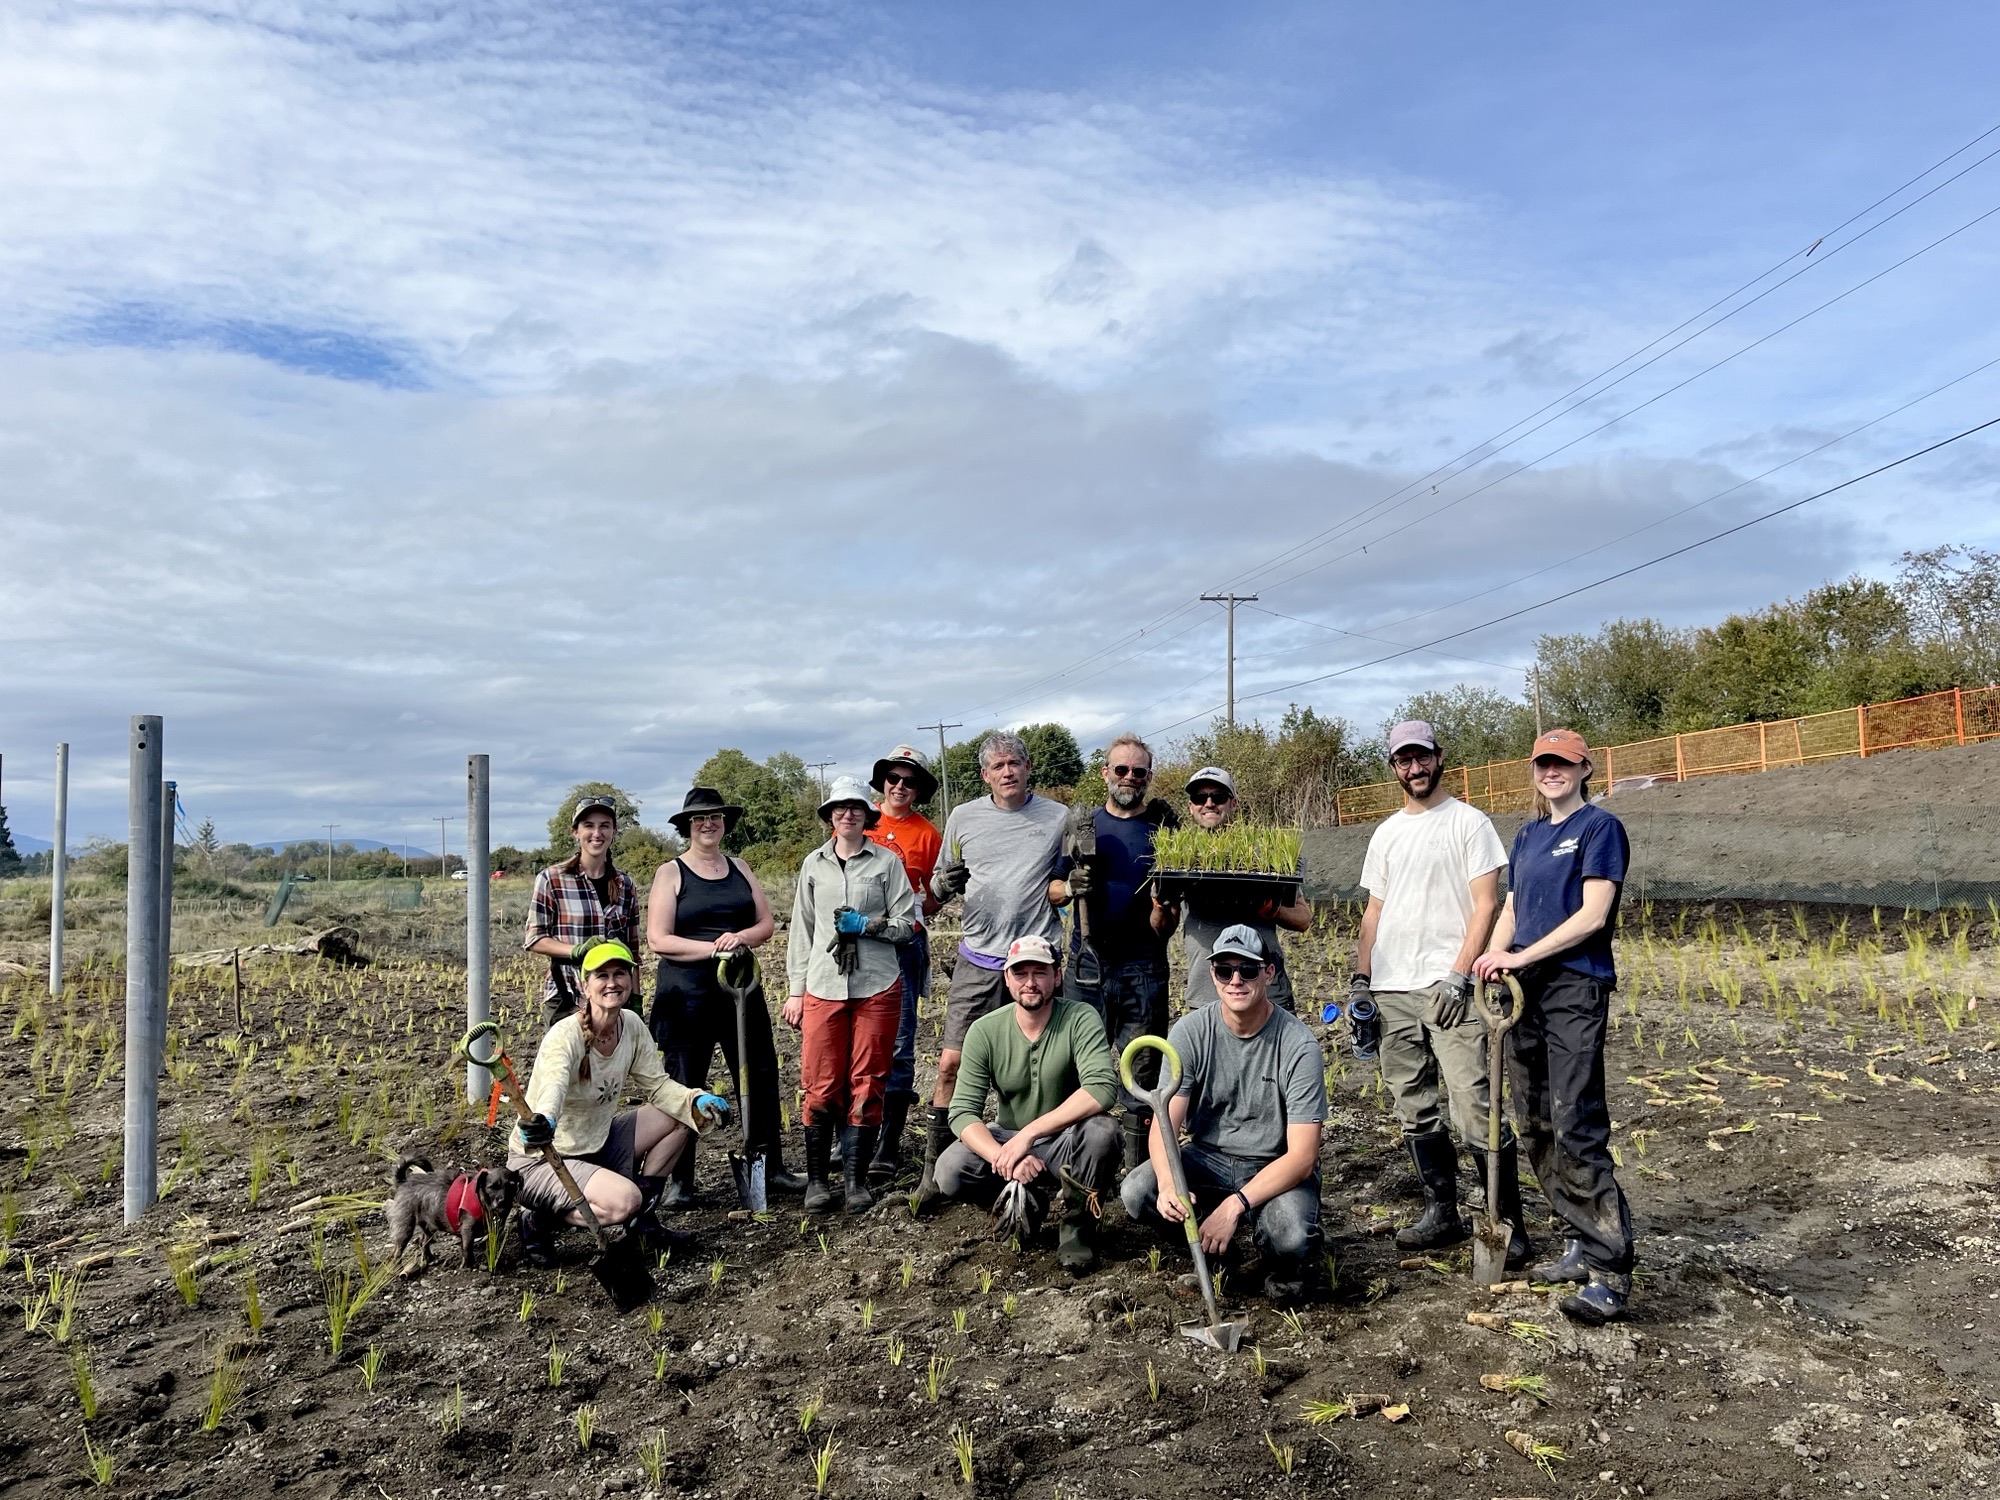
left=14, top=834, right=52, bottom=854
left=3, top=835, right=439, bottom=858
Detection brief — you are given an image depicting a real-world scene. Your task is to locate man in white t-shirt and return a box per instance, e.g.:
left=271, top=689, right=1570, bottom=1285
left=1353, top=720, right=1527, bottom=1267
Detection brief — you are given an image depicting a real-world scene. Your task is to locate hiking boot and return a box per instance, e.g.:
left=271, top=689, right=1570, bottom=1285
left=662, top=1143, right=700, bottom=1212
left=868, top=1091, right=914, bottom=1188
left=1472, top=1143, right=1533, bottom=1271
left=1055, top=1182, right=1098, bottom=1274
left=1531, top=1239, right=1590, bottom=1284
left=912, top=1106, right=954, bottom=1216
left=1395, top=1130, right=1468, bottom=1251
left=1120, top=1112, right=1150, bottom=1176
left=803, top=1125, right=837, bottom=1216
left=841, top=1126, right=879, bottom=1215
left=1559, top=1270, right=1631, bottom=1325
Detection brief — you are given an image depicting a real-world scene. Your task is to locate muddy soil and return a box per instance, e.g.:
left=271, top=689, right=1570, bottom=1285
left=2, top=911, right=1999, bottom=1500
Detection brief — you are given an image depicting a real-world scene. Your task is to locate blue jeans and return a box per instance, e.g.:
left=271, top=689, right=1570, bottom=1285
left=884, top=927, right=930, bottom=1097
left=1066, top=956, right=1169, bottom=1114
left=1120, top=1142, right=1322, bottom=1284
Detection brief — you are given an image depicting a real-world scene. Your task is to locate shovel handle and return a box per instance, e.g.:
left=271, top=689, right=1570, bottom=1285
left=1476, top=972, right=1526, bottom=1035
left=456, top=1021, right=612, bottom=1253
left=1118, top=1034, right=1182, bottom=1107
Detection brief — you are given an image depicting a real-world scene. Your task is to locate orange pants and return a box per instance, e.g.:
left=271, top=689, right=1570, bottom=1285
left=801, top=982, right=901, bottom=1128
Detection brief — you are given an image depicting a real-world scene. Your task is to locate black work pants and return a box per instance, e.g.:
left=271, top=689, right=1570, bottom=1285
left=1507, top=964, right=1634, bottom=1274
left=650, top=962, right=785, bottom=1158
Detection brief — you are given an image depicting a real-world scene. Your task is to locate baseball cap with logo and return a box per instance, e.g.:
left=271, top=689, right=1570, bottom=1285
left=1386, top=720, right=1439, bottom=756
left=1184, top=765, right=1238, bottom=798
left=1003, top=934, right=1059, bottom=969
left=1531, top=728, right=1592, bottom=766
left=1209, top=924, right=1268, bottom=963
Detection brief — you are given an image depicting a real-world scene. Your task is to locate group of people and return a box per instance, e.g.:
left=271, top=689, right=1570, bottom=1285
left=505, top=720, right=1637, bottom=1324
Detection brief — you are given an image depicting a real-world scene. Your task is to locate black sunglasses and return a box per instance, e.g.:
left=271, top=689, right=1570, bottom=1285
left=1210, top=959, right=1264, bottom=982
left=1109, top=764, right=1152, bottom=780
left=1188, top=789, right=1231, bottom=806
left=881, top=771, right=922, bottom=787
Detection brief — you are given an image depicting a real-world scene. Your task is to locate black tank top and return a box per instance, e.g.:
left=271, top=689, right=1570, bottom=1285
left=670, top=856, right=756, bottom=952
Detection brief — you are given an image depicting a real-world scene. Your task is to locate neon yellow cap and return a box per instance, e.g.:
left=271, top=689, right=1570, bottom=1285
left=580, top=940, right=638, bottom=972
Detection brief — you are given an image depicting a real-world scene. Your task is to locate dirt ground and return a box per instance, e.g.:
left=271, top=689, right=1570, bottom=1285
left=3, top=894, right=1999, bottom=1500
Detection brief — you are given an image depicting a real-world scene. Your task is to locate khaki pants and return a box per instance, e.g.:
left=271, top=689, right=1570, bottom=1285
left=1375, top=985, right=1512, bottom=1148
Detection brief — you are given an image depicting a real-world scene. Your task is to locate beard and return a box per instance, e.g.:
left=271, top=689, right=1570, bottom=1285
left=1108, top=783, right=1145, bottom=810
left=1396, top=765, right=1438, bottom=797
left=1015, top=987, right=1053, bottom=1011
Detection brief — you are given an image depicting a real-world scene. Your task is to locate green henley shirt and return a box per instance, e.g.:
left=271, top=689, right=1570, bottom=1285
left=948, top=997, right=1117, bottom=1138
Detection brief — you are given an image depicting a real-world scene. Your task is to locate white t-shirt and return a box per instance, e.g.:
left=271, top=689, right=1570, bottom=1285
left=1359, top=796, right=1508, bottom=992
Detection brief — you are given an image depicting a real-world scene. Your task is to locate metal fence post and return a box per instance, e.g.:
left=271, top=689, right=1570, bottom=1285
left=50, top=743, right=68, bottom=996
left=466, top=754, right=492, bottom=1104
left=158, top=780, right=175, bottom=1062
left=124, top=716, right=164, bottom=1222
left=1857, top=704, right=1869, bottom=758
left=1955, top=687, right=1966, bottom=745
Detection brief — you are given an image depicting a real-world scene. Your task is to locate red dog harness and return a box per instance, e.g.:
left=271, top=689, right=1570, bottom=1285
left=444, top=1173, right=486, bottom=1232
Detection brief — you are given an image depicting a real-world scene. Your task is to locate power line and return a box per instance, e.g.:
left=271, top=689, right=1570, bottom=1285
left=1145, top=413, right=2000, bottom=736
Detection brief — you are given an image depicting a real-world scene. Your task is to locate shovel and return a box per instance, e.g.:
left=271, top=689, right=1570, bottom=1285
left=1471, top=973, right=1527, bottom=1289
left=714, top=952, right=768, bottom=1213
left=457, top=1020, right=653, bottom=1311
left=1067, top=819, right=1104, bottom=996
left=1119, top=1035, right=1250, bottom=1354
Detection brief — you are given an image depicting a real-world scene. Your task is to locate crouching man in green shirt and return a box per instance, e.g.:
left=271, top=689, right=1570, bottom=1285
left=934, top=935, right=1121, bottom=1273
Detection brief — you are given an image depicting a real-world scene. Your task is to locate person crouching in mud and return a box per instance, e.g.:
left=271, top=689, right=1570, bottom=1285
left=509, top=941, right=732, bottom=1264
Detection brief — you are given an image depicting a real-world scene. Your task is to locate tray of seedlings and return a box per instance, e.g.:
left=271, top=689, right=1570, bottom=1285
left=1147, top=824, right=1304, bottom=909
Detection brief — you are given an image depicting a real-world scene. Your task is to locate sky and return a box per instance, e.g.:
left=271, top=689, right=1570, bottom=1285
left=3, top=0, right=1998, bottom=851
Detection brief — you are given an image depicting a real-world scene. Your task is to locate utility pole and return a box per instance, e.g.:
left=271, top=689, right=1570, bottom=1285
left=1201, top=592, right=1258, bottom=728
left=323, top=823, right=339, bottom=883
left=804, top=760, right=835, bottom=802
left=1531, top=665, right=1545, bottom=737
left=436, top=815, right=457, bottom=878
left=919, top=721, right=962, bottom=822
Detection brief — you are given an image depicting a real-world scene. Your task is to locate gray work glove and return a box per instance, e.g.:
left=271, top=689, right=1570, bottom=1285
left=862, top=914, right=889, bottom=938
left=1429, top=972, right=1475, bottom=1029
left=828, top=930, right=861, bottom=975
left=1064, top=861, right=1094, bottom=902
left=932, top=862, right=969, bottom=901
left=1346, top=972, right=1372, bottom=1009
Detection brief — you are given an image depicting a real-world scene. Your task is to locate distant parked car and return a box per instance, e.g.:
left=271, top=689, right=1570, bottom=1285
left=450, top=869, right=468, bottom=881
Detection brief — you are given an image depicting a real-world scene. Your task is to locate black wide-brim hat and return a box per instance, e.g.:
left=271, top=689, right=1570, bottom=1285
left=669, top=786, right=745, bottom=836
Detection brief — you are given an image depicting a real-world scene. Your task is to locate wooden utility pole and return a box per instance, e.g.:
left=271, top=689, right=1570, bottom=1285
left=1201, top=593, right=1258, bottom=727
left=323, top=823, right=339, bottom=883
left=918, top=721, right=962, bottom=821
left=804, top=760, right=835, bottom=802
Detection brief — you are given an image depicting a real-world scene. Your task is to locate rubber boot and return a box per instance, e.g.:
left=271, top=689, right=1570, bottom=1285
left=912, top=1106, right=954, bottom=1216
left=631, top=1176, right=696, bottom=1254
left=662, top=1140, right=699, bottom=1211
left=1395, top=1130, right=1469, bottom=1250
left=1120, top=1112, right=1150, bottom=1176
left=868, top=1091, right=913, bottom=1188
left=761, top=1136, right=808, bottom=1197
left=517, top=1207, right=558, bottom=1269
left=1472, top=1143, right=1533, bottom=1271
left=1559, top=1270, right=1631, bottom=1325
left=840, top=1126, right=878, bottom=1214
left=1055, top=1182, right=1097, bottom=1274
left=1531, top=1238, right=1590, bottom=1285
left=802, top=1125, right=837, bottom=1216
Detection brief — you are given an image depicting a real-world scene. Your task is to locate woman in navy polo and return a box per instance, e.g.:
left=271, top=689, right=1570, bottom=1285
left=1473, top=728, right=1634, bottom=1325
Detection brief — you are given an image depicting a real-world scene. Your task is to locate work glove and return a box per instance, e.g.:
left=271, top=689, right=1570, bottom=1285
left=834, top=906, right=869, bottom=936
left=1063, top=862, right=1094, bottom=902
left=1429, top=972, right=1475, bottom=1029
left=693, top=1093, right=731, bottom=1126
left=568, top=938, right=601, bottom=963
left=1347, top=973, right=1372, bottom=1008
left=829, top=930, right=861, bottom=976
left=862, top=914, right=889, bottom=937
left=518, top=1113, right=556, bottom=1149
left=932, top=862, right=969, bottom=901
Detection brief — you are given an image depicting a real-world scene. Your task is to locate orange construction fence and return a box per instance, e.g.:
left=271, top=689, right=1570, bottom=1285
left=1333, top=685, right=2000, bottom=825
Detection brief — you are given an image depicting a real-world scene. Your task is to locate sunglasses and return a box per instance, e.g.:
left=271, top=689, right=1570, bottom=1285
left=1109, top=764, right=1152, bottom=780
left=881, top=771, right=922, bottom=788
left=1188, top=790, right=1232, bottom=806
left=1210, top=960, right=1264, bottom=982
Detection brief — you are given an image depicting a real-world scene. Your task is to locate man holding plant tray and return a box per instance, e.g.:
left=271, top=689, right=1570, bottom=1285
left=1173, top=766, right=1311, bottom=1012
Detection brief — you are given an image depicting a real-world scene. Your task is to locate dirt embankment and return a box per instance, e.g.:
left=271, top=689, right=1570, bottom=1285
left=1306, top=737, right=2000, bottom=908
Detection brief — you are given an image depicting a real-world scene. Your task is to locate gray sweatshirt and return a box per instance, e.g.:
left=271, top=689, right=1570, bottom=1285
left=931, top=794, right=1067, bottom=961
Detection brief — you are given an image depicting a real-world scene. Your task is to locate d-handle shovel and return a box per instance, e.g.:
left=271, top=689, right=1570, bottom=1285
left=714, top=952, right=767, bottom=1214
left=1470, top=973, right=1527, bottom=1289
left=458, top=1021, right=654, bottom=1310
left=1119, top=1036, right=1250, bottom=1354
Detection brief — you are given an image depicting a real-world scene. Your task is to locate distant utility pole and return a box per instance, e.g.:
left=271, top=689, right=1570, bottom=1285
left=436, top=816, right=457, bottom=877
left=1531, top=665, right=1545, bottom=737
left=323, top=824, right=339, bottom=883
left=804, top=760, right=835, bottom=802
left=1201, top=592, right=1259, bottom=728
left=919, top=721, right=962, bottom=821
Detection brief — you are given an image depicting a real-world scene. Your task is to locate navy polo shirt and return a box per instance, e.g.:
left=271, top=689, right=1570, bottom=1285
left=1506, top=803, right=1629, bottom=984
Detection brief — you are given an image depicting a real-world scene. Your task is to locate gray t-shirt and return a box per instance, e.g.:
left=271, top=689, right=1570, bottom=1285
left=934, top=794, right=1068, bottom=960
left=1166, top=1001, right=1327, bottom=1163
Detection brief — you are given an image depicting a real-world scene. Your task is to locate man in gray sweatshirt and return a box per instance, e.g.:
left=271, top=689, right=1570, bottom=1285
left=916, top=730, right=1069, bottom=1208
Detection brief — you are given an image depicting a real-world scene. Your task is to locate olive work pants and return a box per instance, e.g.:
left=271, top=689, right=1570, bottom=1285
left=1375, top=984, right=1513, bottom=1150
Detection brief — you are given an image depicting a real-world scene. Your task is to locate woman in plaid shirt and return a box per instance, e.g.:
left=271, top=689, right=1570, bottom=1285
left=525, top=796, right=641, bottom=1028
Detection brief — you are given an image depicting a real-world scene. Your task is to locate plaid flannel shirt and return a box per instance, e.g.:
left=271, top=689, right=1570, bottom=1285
left=524, top=855, right=640, bottom=1012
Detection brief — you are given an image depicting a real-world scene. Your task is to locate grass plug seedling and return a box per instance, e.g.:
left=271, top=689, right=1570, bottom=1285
left=359, top=1344, right=383, bottom=1392
left=574, top=1403, right=597, bottom=1450
left=811, top=1437, right=838, bottom=1496
left=951, top=1423, right=975, bottom=1484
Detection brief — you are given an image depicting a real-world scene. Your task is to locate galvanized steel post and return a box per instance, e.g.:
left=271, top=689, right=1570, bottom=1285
left=49, top=743, right=68, bottom=996
left=157, top=780, right=176, bottom=1062
left=466, top=754, right=492, bottom=1104
left=124, top=716, right=164, bottom=1222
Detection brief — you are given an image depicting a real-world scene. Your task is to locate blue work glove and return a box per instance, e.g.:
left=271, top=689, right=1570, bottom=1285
left=834, top=906, right=869, bottom=936
left=518, top=1113, right=556, bottom=1149
left=694, top=1092, right=732, bottom=1125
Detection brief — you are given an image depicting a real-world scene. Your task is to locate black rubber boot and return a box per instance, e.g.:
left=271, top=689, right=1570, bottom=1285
left=761, top=1138, right=808, bottom=1197
left=1531, top=1239, right=1590, bottom=1284
left=868, top=1091, right=913, bottom=1187
left=912, top=1106, right=954, bottom=1216
left=517, top=1207, right=558, bottom=1269
left=1055, top=1181, right=1097, bottom=1274
left=1120, top=1112, right=1150, bottom=1175
left=1560, top=1270, right=1631, bottom=1325
left=631, top=1177, right=697, bottom=1254
left=803, top=1125, right=837, bottom=1215
left=1472, top=1144, right=1533, bottom=1271
left=662, top=1141, right=699, bottom=1211
left=841, top=1126, right=878, bottom=1215
left=1395, top=1130, right=1469, bottom=1251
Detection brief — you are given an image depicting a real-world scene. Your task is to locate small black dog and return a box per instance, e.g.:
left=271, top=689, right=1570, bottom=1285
left=386, top=1156, right=523, bottom=1274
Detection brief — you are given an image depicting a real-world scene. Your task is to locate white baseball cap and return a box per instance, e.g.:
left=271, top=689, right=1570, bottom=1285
left=1004, top=934, right=1060, bottom=969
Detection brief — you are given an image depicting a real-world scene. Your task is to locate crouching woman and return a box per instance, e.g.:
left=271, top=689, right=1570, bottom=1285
left=510, top=941, right=730, bottom=1260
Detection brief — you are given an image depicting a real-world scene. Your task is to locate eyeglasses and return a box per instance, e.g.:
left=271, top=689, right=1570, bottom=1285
left=828, top=804, right=869, bottom=817
left=1210, top=960, right=1263, bottom=982
left=1188, top=790, right=1231, bottom=806
left=1109, top=764, right=1152, bottom=780
left=882, top=771, right=921, bottom=788
left=1390, top=750, right=1438, bottom=768
left=689, top=812, right=725, bottom=824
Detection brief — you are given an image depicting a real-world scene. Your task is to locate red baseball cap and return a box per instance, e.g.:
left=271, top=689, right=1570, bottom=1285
left=1531, top=728, right=1591, bottom=766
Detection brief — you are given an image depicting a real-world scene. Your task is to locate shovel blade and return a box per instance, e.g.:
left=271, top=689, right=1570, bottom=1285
left=1073, top=940, right=1103, bottom=991
left=590, top=1232, right=655, bottom=1312
left=1180, top=1318, right=1249, bottom=1354
left=729, top=1151, right=768, bottom=1214
left=1472, top=1214, right=1512, bottom=1288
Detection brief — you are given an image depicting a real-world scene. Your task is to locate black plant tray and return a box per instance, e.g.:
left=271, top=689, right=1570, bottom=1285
left=1148, top=868, right=1303, bottom=908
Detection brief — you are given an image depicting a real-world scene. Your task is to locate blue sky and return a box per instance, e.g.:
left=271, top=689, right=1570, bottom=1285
left=2, top=1, right=1997, bottom=850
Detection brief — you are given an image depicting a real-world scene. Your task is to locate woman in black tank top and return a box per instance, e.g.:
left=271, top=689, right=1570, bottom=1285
left=648, top=788, right=803, bottom=1203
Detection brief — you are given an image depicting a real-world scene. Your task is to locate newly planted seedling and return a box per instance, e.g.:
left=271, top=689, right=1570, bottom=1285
left=437, top=1383, right=464, bottom=1436
left=547, top=1337, right=568, bottom=1387
left=859, top=1298, right=875, bottom=1330
left=1265, top=1431, right=1295, bottom=1476
left=575, top=1404, right=597, bottom=1451
left=951, top=1423, right=975, bottom=1484
left=886, top=1333, right=905, bottom=1366
left=799, top=1391, right=823, bottom=1433
left=811, top=1437, right=838, bottom=1496
left=71, top=1346, right=97, bottom=1419
left=80, top=1432, right=114, bottom=1488
left=359, top=1345, right=384, bottom=1393
left=518, top=1291, right=537, bottom=1323
left=640, top=1431, right=669, bottom=1487
left=926, top=1352, right=952, bottom=1401
left=202, top=1347, right=245, bottom=1432
left=1146, top=1360, right=1159, bottom=1402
